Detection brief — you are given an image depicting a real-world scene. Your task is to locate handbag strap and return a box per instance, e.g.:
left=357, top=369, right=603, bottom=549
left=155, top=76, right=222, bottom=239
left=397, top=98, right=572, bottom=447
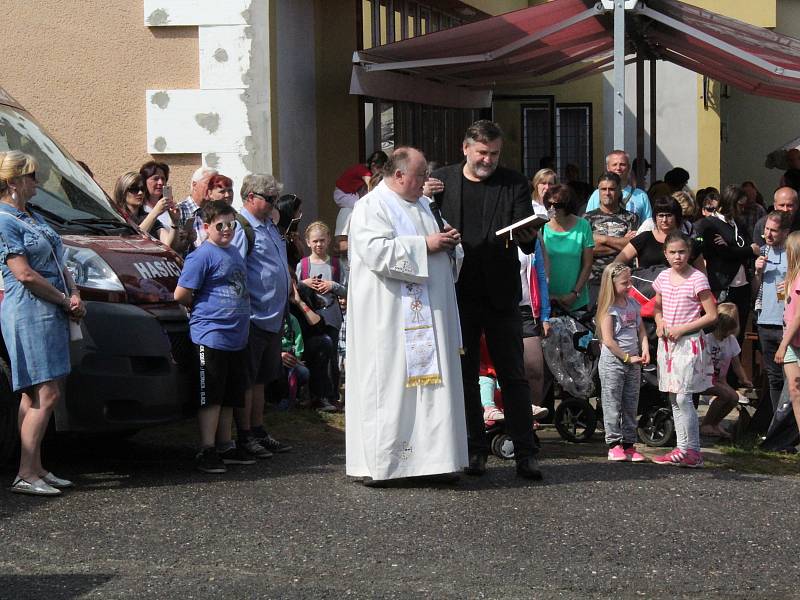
left=0, top=210, right=69, bottom=293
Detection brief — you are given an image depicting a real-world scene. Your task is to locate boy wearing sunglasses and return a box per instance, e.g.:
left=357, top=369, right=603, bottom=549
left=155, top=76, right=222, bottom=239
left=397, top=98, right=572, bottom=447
left=174, top=200, right=252, bottom=473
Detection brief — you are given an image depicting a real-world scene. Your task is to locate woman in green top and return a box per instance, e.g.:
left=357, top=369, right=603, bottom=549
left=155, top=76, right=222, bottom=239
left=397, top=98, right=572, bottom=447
left=541, top=185, right=595, bottom=311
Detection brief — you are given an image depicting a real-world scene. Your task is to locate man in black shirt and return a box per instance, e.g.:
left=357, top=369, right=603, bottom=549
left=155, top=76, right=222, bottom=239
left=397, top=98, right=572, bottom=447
left=427, top=121, right=542, bottom=480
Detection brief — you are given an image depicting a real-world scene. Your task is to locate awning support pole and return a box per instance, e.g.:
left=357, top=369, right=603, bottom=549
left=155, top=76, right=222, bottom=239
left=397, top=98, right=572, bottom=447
left=613, top=0, right=626, bottom=150
left=650, top=59, right=657, bottom=180
left=636, top=54, right=645, bottom=185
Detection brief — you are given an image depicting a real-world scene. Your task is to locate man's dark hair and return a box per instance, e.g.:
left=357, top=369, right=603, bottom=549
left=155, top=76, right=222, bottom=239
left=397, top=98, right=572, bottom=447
left=664, top=167, right=690, bottom=189
left=597, top=171, right=621, bottom=188
left=652, top=195, right=683, bottom=224
left=542, top=184, right=578, bottom=215
left=766, top=210, right=791, bottom=230
left=464, top=120, right=503, bottom=145
left=784, top=168, right=800, bottom=192
left=201, top=199, right=236, bottom=224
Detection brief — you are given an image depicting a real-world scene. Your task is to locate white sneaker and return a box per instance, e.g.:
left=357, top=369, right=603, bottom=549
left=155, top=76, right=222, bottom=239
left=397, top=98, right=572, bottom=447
left=318, top=399, right=338, bottom=413
left=531, top=405, right=549, bottom=420
left=42, top=472, right=73, bottom=488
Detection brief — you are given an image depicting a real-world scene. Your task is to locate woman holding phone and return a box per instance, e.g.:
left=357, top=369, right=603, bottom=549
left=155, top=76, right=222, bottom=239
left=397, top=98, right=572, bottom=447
left=138, top=161, right=180, bottom=248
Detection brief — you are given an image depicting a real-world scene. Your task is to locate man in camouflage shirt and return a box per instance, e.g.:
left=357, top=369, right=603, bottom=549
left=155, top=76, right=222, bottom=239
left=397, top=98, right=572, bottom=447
left=583, top=171, right=639, bottom=308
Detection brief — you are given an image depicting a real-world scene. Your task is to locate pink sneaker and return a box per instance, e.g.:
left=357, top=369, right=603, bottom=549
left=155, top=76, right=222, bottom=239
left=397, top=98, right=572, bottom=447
left=483, top=406, right=505, bottom=425
left=678, top=448, right=704, bottom=468
left=651, top=448, right=685, bottom=466
left=607, top=445, right=627, bottom=461
left=624, top=446, right=646, bottom=462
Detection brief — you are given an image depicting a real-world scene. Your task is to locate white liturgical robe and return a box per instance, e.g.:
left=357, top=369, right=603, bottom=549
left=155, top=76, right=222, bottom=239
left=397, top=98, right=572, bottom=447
left=345, top=181, right=468, bottom=480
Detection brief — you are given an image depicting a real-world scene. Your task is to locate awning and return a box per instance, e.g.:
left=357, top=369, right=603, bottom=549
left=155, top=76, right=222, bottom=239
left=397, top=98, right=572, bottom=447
left=351, top=0, right=800, bottom=108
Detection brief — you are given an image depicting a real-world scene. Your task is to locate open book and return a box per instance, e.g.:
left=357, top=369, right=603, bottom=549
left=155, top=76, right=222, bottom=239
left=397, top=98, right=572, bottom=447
left=495, top=214, right=549, bottom=239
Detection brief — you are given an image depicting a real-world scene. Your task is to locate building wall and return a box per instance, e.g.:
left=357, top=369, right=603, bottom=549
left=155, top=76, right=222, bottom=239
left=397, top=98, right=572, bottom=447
left=720, top=0, right=800, bottom=200
left=493, top=76, right=605, bottom=181
left=276, top=0, right=318, bottom=223
left=314, top=1, right=361, bottom=231
left=4, top=1, right=200, bottom=198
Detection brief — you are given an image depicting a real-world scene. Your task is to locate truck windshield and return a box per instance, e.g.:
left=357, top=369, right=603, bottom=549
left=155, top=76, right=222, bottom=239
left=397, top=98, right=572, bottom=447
left=0, top=105, right=125, bottom=228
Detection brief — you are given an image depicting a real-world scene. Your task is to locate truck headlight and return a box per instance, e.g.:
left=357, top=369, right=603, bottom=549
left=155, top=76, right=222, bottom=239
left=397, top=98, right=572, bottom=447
left=63, top=246, right=125, bottom=292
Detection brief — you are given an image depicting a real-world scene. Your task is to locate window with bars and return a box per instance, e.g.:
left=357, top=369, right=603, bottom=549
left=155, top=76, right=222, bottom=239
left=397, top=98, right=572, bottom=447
left=556, top=105, right=592, bottom=186
left=521, top=100, right=555, bottom=178
left=364, top=100, right=482, bottom=165
left=521, top=99, right=592, bottom=183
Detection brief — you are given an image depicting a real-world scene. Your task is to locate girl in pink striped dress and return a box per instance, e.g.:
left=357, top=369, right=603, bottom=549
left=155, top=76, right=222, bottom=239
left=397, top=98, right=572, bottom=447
left=651, top=232, right=718, bottom=468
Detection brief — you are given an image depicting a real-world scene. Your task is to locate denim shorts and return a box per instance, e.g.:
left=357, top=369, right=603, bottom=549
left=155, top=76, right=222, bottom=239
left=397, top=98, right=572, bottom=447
left=784, top=344, right=800, bottom=364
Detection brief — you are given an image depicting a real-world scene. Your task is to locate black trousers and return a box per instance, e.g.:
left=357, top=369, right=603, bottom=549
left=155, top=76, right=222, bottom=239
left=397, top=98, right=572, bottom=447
left=458, top=294, right=536, bottom=459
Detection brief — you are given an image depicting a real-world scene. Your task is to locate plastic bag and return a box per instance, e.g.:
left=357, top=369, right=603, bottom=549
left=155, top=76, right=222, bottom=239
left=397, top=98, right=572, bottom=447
left=541, top=315, right=594, bottom=398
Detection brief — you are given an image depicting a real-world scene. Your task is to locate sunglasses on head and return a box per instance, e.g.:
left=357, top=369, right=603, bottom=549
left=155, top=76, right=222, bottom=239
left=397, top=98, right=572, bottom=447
left=214, top=221, right=237, bottom=232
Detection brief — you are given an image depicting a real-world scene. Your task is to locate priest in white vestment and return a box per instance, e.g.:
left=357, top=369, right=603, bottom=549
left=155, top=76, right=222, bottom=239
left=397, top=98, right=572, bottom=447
left=345, top=147, right=468, bottom=482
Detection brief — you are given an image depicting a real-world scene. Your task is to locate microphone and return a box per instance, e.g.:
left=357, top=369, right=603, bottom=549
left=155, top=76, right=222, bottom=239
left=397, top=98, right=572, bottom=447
left=428, top=198, right=446, bottom=233
left=429, top=198, right=455, bottom=259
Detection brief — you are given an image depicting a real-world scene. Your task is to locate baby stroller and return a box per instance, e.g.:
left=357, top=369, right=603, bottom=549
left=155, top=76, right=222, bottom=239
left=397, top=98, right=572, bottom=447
left=541, top=310, right=603, bottom=443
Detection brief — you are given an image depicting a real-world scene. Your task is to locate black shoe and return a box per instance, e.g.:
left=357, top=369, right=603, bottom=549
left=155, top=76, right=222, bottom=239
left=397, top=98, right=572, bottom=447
left=218, top=446, right=257, bottom=465
left=256, top=434, right=293, bottom=453
left=415, top=473, right=460, bottom=485
left=516, top=456, right=543, bottom=481
left=362, top=477, right=388, bottom=488
left=196, top=448, right=227, bottom=473
left=464, top=453, right=487, bottom=477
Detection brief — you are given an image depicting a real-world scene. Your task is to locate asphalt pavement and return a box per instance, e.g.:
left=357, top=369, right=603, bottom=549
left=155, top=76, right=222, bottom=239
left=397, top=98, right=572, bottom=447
left=1, top=412, right=799, bottom=599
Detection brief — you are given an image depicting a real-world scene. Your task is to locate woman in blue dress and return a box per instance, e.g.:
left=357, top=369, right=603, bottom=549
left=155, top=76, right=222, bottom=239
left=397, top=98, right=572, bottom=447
left=0, top=151, right=85, bottom=496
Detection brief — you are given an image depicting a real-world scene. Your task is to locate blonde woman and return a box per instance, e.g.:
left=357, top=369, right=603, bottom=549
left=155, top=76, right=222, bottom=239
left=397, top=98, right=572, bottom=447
left=531, top=168, right=558, bottom=217
left=0, top=151, right=85, bottom=496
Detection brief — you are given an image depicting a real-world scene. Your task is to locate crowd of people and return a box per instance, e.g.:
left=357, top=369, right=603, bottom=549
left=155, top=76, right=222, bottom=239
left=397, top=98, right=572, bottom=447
left=4, top=119, right=800, bottom=494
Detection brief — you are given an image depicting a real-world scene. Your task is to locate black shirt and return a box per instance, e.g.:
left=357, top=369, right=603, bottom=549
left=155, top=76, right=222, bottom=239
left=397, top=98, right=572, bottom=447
left=459, top=176, right=489, bottom=297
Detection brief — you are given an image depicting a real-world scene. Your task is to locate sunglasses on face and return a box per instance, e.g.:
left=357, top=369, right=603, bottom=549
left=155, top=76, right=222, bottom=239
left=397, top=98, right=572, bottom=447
left=253, top=193, right=276, bottom=204
left=703, top=205, right=716, bottom=211
left=127, top=185, right=145, bottom=194
left=214, top=221, right=238, bottom=232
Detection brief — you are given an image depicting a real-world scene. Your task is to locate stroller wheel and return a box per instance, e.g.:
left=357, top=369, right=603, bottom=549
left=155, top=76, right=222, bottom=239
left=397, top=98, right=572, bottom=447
left=490, top=433, right=515, bottom=460
left=554, top=397, right=597, bottom=443
left=637, top=407, right=676, bottom=447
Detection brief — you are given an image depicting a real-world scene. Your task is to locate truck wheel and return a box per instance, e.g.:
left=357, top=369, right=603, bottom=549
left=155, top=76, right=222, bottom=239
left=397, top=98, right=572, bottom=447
left=0, top=357, right=20, bottom=465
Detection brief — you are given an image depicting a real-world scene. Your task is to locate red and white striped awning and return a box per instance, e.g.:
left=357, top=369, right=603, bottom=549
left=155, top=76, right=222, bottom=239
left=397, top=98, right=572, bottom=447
left=351, top=0, right=800, bottom=108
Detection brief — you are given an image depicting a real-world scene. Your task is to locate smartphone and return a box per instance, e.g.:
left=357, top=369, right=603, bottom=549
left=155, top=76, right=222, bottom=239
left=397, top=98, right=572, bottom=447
left=162, top=184, right=173, bottom=202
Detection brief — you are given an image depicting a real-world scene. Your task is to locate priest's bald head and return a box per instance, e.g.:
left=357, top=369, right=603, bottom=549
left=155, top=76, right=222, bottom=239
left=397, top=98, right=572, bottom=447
left=383, top=147, right=428, bottom=202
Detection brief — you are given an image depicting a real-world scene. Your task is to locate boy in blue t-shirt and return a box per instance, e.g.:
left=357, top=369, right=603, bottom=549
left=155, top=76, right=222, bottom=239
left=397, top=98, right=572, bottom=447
left=175, top=201, right=252, bottom=474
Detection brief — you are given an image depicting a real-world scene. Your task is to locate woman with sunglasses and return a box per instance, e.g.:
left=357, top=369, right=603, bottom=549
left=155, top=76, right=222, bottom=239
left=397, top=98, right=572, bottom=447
left=112, top=172, right=177, bottom=247
left=0, top=151, right=86, bottom=496
left=541, top=184, right=594, bottom=312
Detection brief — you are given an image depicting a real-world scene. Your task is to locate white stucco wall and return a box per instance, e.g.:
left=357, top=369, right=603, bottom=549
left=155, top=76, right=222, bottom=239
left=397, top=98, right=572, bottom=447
left=603, top=61, right=699, bottom=190
left=144, top=0, right=271, bottom=206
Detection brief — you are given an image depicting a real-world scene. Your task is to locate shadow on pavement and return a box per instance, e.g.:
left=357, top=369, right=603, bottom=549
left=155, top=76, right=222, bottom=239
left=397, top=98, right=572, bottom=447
left=0, top=574, right=114, bottom=599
